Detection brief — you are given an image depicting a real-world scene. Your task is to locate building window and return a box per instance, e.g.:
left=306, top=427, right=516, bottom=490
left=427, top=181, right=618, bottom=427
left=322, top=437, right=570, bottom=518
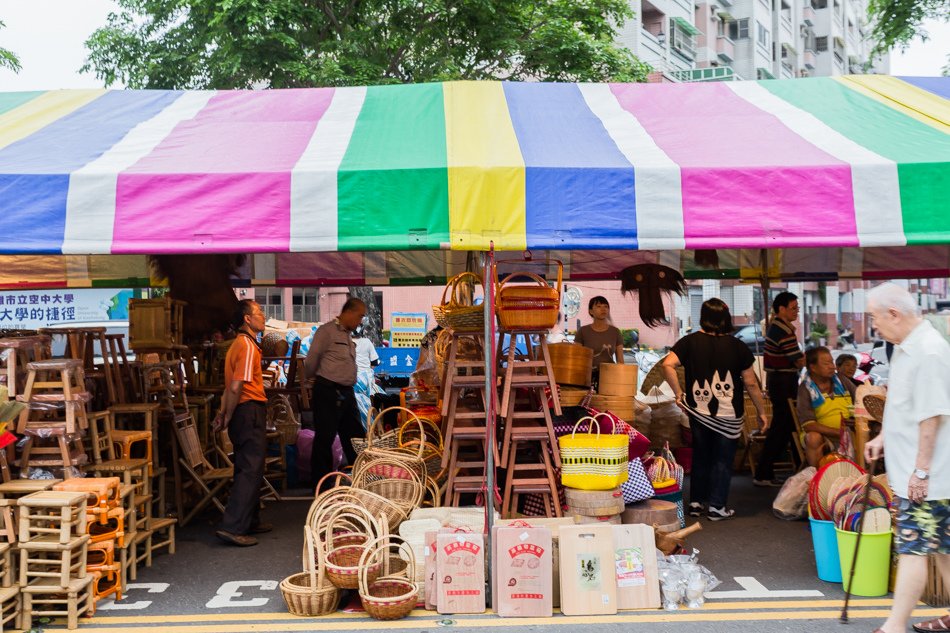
left=815, top=35, right=828, bottom=51
left=255, top=287, right=283, bottom=320
left=292, top=288, right=320, bottom=323
left=756, top=21, right=770, bottom=49
left=669, top=17, right=698, bottom=59
left=811, top=0, right=827, bottom=8
left=728, top=17, right=750, bottom=39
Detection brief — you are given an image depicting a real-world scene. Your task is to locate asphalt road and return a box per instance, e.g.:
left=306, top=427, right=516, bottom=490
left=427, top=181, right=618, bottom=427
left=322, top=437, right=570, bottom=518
left=47, top=475, right=946, bottom=633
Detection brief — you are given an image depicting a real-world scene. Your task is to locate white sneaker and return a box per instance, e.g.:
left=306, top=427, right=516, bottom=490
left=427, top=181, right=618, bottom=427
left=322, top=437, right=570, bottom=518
left=707, top=506, right=736, bottom=521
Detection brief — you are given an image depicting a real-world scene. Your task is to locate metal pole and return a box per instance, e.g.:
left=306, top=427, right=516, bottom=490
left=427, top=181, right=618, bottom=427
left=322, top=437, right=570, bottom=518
left=482, top=246, right=496, bottom=604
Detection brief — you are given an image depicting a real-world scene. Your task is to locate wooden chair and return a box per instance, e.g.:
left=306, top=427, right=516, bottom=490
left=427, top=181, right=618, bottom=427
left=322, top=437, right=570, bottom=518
left=214, top=430, right=283, bottom=501
left=739, top=393, right=772, bottom=473
left=788, top=398, right=807, bottom=466
left=171, top=414, right=232, bottom=526
left=85, top=411, right=151, bottom=494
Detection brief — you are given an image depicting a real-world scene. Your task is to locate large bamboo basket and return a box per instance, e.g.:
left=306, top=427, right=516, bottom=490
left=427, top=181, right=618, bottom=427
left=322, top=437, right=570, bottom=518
left=324, top=508, right=384, bottom=589
left=559, top=387, right=592, bottom=408
left=433, top=272, right=486, bottom=333
left=598, top=364, right=638, bottom=397
left=588, top=394, right=636, bottom=422
left=495, top=264, right=562, bottom=331
left=358, top=535, right=419, bottom=621
left=548, top=343, right=593, bottom=387
left=280, top=526, right=340, bottom=617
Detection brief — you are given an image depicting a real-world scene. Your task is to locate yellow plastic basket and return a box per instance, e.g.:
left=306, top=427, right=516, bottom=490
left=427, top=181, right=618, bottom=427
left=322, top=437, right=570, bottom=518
left=558, top=416, right=629, bottom=490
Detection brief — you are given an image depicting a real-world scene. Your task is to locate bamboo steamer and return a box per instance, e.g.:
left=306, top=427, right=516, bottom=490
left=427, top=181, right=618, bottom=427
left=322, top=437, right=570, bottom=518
left=621, top=499, right=679, bottom=526
left=598, top=364, right=638, bottom=397
left=559, top=388, right=590, bottom=408
left=564, top=488, right=625, bottom=516
left=588, top=395, right=636, bottom=422
left=548, top=343, right=593, bottom=387
left=573, top=513, right=622, bottom=525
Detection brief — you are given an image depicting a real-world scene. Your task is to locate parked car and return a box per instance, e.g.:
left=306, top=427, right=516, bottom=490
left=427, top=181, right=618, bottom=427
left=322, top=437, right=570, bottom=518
left=733, top=323, right=766, bottom=354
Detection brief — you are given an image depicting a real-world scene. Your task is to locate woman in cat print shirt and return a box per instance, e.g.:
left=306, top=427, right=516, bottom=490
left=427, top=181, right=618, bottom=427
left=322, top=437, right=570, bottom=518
left=660, top=298, right=769, bottom=521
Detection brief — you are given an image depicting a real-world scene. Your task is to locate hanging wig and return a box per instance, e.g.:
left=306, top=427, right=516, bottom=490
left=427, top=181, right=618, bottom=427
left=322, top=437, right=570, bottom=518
left=620, top=264, right=688, bottom=328
left=693, top=249, right=720, bottom=269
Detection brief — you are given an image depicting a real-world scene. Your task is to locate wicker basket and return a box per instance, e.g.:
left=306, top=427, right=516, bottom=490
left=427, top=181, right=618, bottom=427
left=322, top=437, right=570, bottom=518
left=325, top=508, right=384, bottom=589
left=358, top=535, right=419, bottom=621
left=495, top=264, right=562, bottom=331
left=280, top=526, right=340, bottom=616
left=267, top=395, right=300, bottom=445
left=434, top=272, right=486, bottom=333
left=354, top=407, right=428, bottom=482
left=353, top=456, right=425, bottom=512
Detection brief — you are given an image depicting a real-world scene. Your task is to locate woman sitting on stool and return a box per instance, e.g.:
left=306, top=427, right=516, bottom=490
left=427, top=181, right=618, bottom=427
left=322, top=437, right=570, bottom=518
left=797, top=346, right=857, bottom=467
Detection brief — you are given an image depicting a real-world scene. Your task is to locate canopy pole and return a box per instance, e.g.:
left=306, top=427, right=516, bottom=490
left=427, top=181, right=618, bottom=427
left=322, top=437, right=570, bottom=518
left=759, top=248, right=771, bottom=385
left=482, top=244, right=496, bottom=606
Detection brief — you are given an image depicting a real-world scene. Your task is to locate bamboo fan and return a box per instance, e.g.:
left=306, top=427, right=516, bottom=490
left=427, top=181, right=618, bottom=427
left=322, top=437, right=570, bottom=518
left=863, top=394, right=886, bottom=422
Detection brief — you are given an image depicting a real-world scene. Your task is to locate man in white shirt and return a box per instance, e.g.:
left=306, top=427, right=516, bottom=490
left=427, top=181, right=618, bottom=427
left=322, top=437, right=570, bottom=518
left=865, top=283, right=950, bottom=633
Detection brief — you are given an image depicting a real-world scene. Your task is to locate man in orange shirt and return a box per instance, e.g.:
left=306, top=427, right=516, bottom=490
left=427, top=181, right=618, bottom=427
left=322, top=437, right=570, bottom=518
left=213, top=299, right=270, bottom=547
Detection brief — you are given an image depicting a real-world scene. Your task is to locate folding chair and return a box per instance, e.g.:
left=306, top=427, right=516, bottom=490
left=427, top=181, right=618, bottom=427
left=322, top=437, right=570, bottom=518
left=171, top=414, right=232, bottom=526
left=788, top=398, right=807, bottom=466
left=213, top=431, right=282, bottom=502
left=739, top=391, right=772, bottom=473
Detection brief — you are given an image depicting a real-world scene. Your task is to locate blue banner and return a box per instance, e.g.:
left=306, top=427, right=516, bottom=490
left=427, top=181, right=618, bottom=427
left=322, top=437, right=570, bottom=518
left=374, top=347, right=420, bottom=377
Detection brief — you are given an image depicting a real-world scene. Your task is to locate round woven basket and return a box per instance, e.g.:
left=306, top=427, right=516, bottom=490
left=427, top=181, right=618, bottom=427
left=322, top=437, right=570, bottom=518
left=358, top=535, right=419, bottom=621
left=354, top=407, right=428, bottom=482
left=280, top=526, right=340, bottom=617
left=433, top=272, right=485, bottom=333
left=352, top=456, right=425, bottom=514
left=324, top=509, right=383, bottom=589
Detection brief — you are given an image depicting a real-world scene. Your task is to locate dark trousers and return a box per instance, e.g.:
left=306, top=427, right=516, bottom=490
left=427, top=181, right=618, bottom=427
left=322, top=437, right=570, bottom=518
left=310, top=379, right=362, bottom=489
left=688, top=419, right=739, bottom=509
left=219, top=401, right=266, bottom=535
left=756, top=372, right=800, bottom=481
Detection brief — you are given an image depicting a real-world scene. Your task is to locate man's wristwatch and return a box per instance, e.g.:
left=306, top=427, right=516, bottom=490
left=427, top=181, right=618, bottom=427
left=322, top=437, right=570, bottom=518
left=914, top=468, right=929, bottom=480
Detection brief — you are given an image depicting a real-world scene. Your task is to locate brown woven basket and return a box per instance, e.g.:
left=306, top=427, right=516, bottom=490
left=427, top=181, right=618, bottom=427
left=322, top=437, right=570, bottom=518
left=495, top=271, right=561, bottom=331
left=280, top=526, right=340, bottom=616
left=267, top=395, right=300, bottom=445
left=358, top=535, right=419, bottom=621
left=354, top=407, right=428, bottom=482
left=434, top=272, right=485, bottom=333
left=352, top=456, right=425, bottom=513
left=325, top=509, right=384, bottom=589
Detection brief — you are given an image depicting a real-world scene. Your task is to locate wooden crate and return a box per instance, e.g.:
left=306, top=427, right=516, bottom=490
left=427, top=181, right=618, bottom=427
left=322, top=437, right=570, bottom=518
left=129, top=298, right=186, bottom=351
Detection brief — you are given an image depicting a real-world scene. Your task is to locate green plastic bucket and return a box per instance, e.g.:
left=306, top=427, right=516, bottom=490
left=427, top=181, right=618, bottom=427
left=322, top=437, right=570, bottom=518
left=835, top=527, right=892, bottom=597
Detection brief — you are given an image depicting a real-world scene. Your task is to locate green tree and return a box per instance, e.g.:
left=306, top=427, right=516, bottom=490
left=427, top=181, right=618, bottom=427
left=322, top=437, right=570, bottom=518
left=0, top=20, right=21, bottom=73
left=82, top=0, right=651, bottom=90
left=867, top=0, right=949, bottom=58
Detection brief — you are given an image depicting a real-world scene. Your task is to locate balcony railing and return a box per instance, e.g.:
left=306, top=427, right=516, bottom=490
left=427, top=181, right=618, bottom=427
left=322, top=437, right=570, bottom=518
left=716, top=36, right=736, bottom=61
left=803, top=6, right=816, bottom=25
left=804, top=49, right=817, bottom=68
left=668, top=67, right=737, bottom=82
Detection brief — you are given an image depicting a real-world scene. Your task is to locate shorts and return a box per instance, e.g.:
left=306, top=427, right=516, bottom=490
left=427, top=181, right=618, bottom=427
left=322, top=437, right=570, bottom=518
left=894, top=496, right=950, bottom=556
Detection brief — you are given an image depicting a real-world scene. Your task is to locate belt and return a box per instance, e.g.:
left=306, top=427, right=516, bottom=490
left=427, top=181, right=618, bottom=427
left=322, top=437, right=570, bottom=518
left=314, top=375, right=353, bottom=389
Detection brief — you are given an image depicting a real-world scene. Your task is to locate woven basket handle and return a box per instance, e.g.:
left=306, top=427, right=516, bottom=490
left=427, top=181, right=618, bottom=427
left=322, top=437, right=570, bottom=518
left=357, top=534, right=416, bottom=595
left=325, top=508, right=378, bottom=549
left=397, top=417, right=443, bottom=450
left=303, top=525, right=328, bottom=591
left=447, top=272, right=482, bottom=309
left=571, top=416, right=601, bottom=439
left=494, top=259, right=563, bottom=296
left=590, top=411, right=624, bottom=435
left=368, top=406, right=425, bottom=454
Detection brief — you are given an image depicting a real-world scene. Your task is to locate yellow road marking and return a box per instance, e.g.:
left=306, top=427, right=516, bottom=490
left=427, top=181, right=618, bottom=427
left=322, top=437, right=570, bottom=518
left=88, top=598, right=911, bottom=624
left=77, top=607, right=946, bottom=632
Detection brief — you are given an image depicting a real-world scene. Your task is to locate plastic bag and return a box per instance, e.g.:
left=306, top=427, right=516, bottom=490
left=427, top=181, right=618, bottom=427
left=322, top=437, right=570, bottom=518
left=772, top=466, right=817, bottom=521
left=657, top=549, right=721, bottom=609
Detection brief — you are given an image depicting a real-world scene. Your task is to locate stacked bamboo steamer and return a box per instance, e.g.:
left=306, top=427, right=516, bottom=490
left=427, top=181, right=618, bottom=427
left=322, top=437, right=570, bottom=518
left=564, top=487, right=625, bottom=525
left=590, top=363, right=638, bottom=421
left=548, top=343, right=593, bottom=408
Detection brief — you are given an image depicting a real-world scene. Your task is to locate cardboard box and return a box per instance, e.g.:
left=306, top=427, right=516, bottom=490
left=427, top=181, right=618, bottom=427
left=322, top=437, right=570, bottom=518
left=436, top=531, right=486, bottom=614
left=558, top=524, right=617, bottom=615
left=493, top=526, right=553, bottom=617
left=613, top=524, right=660, bottom=610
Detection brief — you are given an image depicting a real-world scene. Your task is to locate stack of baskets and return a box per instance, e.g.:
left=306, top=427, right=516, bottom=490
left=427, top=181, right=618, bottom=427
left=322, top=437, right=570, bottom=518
left=432, top=272, right=485, bottom=333
left=280, top=526, right=340, bottom=617
left=494, top=263, right=562, bottom=331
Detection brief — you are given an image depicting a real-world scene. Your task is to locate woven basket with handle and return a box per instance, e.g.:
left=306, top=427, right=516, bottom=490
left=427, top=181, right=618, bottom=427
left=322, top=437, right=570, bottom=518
left=433, top=272, right=485, bottom=332
left=358, top=535, right=419, bottom=621
left=495, top=263, right=562, bottom=331
left=324, top=506, right=384, bottom=589
left=280, top=526, right=340, bottom=616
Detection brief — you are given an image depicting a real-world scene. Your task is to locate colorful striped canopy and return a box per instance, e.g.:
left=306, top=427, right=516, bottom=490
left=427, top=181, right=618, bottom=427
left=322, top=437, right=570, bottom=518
left=0, top=76, right=947, bottom=258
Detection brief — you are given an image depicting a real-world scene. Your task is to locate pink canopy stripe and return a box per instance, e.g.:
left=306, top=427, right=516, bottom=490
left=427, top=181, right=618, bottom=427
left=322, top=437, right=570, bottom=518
left=609, top=82, right=859, bottom=249
left=111, top=88, right=336, bottom=253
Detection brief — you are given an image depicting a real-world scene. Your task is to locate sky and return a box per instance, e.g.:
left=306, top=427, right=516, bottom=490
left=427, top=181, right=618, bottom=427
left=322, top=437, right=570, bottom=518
left=0, top=0, right=947, bottom=91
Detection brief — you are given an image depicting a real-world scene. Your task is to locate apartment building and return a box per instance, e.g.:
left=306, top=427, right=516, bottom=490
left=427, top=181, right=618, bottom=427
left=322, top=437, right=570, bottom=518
left=617, top=0, right=888, bottom=82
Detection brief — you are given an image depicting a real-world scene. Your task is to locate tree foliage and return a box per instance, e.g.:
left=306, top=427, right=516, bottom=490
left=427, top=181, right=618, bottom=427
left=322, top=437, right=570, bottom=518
left=0, top=20, right=21, bottom=73
left=867, top=0, right=949, bottom=57
left=83, top=0, right=651, bottom=90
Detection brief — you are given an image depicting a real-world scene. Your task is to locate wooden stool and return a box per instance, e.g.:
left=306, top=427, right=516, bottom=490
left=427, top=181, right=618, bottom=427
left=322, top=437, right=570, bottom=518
left=86, top=540, right=115, bottom=572
left=501, top=432, right=561, bottom=519
left=21, top=575, right=94, bottom=630
left=0, top=335, right=50, bottom=398
left=18, top=429, right=87, bottom=479
left=16, top=359, right=90, bottom=435
left=443, top=431, right=496, bottom=508
left=39, top=326, right=117, bottom=406
left=18, top=491, right=88, bottom=544
left=0, top=542, right=12, bottom=587
left=146, top=517, right=176, bottom=564
left=128, top=298, right=186, bottom=351
left=109, top=402, right=160, bottom=472
left=53, top=477, right=121, bottom=520
left=104, top=333, right=137, bottom=403
left=0, top=584, right=20, bottom=631
left=18, top=534, right=90, bottom=587
left=496, top=329, right=561, bottom=418
left=91, top=567, right=121, bottom=604
left=0, top=502, right=15, bottom=544
left=87, top=506, right=126, bottom=547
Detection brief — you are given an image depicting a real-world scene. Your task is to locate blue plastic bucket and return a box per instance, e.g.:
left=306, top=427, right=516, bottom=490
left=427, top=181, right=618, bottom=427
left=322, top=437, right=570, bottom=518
left=810, top=518, right=842, bottom=583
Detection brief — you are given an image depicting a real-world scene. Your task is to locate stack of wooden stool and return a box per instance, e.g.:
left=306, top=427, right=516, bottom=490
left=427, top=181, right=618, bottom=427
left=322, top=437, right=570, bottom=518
left=439, top=331, right=496, bottom=507
left=52, top=478, right=123, bottom=605
left=17, top=490, right=94, bottom=629
left=0, top=335, right=51, bottom=398
left=496, top=329, right=562, bottom=518
left=0, top=539, right=20, bottom=630
left=16, top=359, right=90, bottom=478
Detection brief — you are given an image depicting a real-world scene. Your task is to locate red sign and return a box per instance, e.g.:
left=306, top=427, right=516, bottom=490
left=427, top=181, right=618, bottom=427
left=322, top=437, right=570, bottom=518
left=443, top=541, right=481, bottom=556
left=508, top=543, right=545, bottom=558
